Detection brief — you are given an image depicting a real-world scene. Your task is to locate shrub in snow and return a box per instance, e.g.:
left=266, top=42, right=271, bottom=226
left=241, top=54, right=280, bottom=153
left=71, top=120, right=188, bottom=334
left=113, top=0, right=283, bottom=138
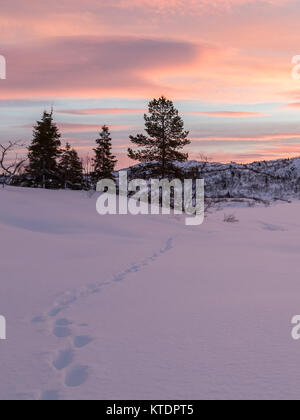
left=223, top=214, right=239, bottom=223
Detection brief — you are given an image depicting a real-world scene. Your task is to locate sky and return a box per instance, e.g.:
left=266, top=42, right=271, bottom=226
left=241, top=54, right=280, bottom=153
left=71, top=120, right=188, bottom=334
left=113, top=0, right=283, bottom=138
left=1, top=0, right=300, bottom=167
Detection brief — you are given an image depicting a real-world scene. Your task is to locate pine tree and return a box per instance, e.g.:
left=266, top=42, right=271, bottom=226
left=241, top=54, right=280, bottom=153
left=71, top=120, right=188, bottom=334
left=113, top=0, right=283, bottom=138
left=92, top=125, right=117, bottom=182
left=59, top=143, right=83, bottom=190
left=128, top=96, right=190, bottom=177
left=26, top=110, right=61, bottom=188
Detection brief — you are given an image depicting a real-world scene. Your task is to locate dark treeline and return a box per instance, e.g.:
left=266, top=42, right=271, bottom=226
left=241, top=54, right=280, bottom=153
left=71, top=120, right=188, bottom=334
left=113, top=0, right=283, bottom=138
left=24, top=110, right=118, bottom=190
left=0, top=96, right=191, bottom=189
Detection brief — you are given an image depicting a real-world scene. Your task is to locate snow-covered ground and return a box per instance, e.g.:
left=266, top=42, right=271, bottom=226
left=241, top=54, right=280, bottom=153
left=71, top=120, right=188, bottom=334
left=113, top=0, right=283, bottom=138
left=1, top=187, right=300, bottom=400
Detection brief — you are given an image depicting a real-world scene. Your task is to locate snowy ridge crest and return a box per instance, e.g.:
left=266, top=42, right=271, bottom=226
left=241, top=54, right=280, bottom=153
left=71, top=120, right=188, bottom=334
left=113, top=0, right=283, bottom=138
left=120, top=157, right=300, bottom=203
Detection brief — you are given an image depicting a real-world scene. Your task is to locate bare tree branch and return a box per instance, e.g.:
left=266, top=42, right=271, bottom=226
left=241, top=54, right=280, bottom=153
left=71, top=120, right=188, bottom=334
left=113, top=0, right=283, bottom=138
left=0, top=141, right=27, bottom=187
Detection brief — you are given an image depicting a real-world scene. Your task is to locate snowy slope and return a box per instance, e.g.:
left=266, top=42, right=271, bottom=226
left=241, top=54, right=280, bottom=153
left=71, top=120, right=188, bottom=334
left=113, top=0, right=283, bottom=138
left=124, top=157, right=300, bottom=202
left=1, top=187, right=300, bottom=400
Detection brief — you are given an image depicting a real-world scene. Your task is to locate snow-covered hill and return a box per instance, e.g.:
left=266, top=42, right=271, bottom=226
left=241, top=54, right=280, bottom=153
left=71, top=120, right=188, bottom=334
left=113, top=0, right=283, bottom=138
left=123, top=157, right=300, bottom=203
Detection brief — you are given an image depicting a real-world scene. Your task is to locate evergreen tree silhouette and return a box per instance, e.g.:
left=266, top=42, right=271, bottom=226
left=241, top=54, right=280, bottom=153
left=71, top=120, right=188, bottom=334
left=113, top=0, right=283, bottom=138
left=59, top=143, right=83, bottom=190
left=92, top=125, right=117, bottom=183
left=26, top=110, right=61, bottom=188
left=128, top=96, right=190, bottom=177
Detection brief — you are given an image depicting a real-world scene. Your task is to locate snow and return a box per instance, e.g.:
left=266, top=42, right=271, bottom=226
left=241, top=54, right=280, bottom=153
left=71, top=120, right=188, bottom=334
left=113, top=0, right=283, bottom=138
left=1, top=186, right=300, bottom=400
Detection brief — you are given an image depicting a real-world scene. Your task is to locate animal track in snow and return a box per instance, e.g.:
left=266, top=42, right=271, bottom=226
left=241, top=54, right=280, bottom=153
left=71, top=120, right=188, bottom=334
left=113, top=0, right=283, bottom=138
left=65, top=365, right=89, bottom=388
left=56, top=318, right=73, bottom=326
left=53, top=349, right=74, bottom=371
left=113, top=237, right=173, bottom=283
left=74, top=336, right=93, bottom=348
left=33, top=237, right=173, bottom=399
left=53, top=326, right=72, bottom=338
left=40, top=390, right=60, bottom=401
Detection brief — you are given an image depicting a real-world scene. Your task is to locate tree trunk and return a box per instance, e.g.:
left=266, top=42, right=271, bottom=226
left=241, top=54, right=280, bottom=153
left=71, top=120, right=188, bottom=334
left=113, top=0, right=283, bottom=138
left=162, top=117, right=166, bottom=178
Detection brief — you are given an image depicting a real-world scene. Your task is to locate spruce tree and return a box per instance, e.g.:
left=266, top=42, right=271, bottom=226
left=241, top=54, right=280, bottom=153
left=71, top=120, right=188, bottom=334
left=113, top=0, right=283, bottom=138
left=128, top=96, right=190, bottom=177
left=92, top=125, right=117, bottom=182
left=59, top=143, right=83, bottom=190
left=26, top=110, right=61, bottom=188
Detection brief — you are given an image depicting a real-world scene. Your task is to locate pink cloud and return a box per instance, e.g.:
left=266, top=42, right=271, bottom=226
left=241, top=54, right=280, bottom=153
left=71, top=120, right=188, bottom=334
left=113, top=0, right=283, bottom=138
left=192, top=132, right=300, bottom=142
left=188, top=111, right=266, bottom=118
left=1, top=0, right=299, bottom=165
left=117, top=0, right=289, bottom=13
left=284, top=103, right=300, bottom=109
left=58, top=108, right=146, bottom=115
left=18, top=122, right=132, bottom=133
left=0, top=36, right=202, bottom=99
left=57, top=123, right=133, bottom=133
